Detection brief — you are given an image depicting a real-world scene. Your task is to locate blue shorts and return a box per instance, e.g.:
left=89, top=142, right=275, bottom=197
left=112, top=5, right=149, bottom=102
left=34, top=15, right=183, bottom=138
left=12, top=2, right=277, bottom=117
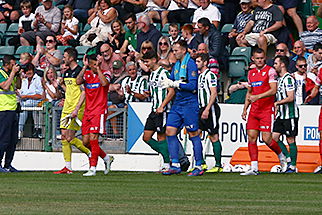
left=275, top=0, right=299, bottom=9
left=166, top=104, right=199, bottom=132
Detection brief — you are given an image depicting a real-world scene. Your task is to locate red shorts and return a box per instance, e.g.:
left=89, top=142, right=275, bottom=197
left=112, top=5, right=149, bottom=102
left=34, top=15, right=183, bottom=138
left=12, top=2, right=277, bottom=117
left=319, top=107, right=322, bottom=131
left=82, top=113, right=107, bottom=135
left=247, top=111, right=274, bottom=132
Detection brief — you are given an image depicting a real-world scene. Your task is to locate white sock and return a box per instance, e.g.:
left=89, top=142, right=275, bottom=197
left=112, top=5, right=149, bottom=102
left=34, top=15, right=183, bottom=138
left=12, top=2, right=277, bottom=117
left=195, top=165, right=202, bottom=170
left=66, top=162, right=71, bottom=170
left=103, top=155, right=109, bottom=162
left=87, top=152, right=91, bottom=158
left=163, top=163, right=170, bottom=168
left=286, top=157, right=291, bottom=163
left=251, top=161, right=258, bottom=172
left=90, top=166, right=96, bottom=172
left=278, top=153, right=286, bottom=160
left=172, top=162, right=180, bottom=168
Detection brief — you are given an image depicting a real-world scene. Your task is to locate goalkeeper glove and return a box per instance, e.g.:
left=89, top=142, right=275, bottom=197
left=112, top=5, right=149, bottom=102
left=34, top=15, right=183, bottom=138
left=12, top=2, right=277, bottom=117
left=161, top=78, right=183, bottom=89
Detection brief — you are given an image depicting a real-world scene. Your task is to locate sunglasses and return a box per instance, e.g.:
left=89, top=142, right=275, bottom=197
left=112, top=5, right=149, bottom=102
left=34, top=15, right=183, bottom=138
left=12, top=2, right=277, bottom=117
left=142, top=47, right=152, bottom=50
left=159, top=42, right=168, bottom=46
left=276, top=49, right=285, bottom=52
left=298, top=64, right=307, bottom=68
left=46, top=40, right=54, bottom=43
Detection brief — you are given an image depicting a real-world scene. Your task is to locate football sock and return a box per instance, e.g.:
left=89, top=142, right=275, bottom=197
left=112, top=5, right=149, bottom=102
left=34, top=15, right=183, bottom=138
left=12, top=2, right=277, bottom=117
left=158, top=140, right=170, bottom=163
left=70, top=138, right=91, bottom=155
left=212, top=140, right=222, bottom=167
left=99, top=148, right=107, bottom=159
left=90, top=166, right=96, bottom=172
left=190, top=135, right=203, bottom=166
left=103, top=154, right=110, bottom=162
left=278, top=140, right=290, bottom=158
left=251, top=161, right=258, bottom=172
left=268, top=139, right=282, bottom=155
left=289, top=142, right=297, bottom=167
left=167, top=135, right=180, bottom=163
left=89, top=139, right=99, bottom=167
left=62, top=140, right=72, bottom=162
left=248, top=141, right=258, bottom=161
left=146, top=138, right=160, bottom=153
left=66, top=162, right=71, bottom=170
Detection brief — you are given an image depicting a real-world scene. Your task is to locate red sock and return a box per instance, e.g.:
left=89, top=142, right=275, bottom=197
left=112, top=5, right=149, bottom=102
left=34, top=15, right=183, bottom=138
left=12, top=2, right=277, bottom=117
left=268, top=139, right=282, bottom=155
left=248, top=142, right=258, bottom=161
left=319, top=139, right=322, bottom=164
left=99, top=148, right=106, bottom=159
left=89, top=139, right=99, bottom=167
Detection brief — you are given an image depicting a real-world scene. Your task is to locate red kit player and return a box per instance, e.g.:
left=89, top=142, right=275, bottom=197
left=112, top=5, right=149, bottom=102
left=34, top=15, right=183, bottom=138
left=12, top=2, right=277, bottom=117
left=241, top=48, right=287, bottom=175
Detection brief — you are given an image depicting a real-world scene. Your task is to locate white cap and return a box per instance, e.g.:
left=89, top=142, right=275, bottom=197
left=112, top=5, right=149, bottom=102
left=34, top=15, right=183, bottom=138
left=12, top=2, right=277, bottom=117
left=240, top=0, right=251, bottom=4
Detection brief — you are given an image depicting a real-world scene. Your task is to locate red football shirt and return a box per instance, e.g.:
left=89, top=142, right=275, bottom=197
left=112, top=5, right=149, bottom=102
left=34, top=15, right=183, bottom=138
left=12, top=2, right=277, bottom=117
left=83, top=69, right=111, bottom=115
left=248, top=65, right=277, bottom=112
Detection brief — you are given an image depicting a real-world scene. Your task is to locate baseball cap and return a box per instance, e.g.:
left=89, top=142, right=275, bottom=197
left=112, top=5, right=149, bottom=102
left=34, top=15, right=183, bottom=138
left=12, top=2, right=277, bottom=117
left=112, top=60, right=123, bottom=69
left=240, top=0, right=251, bottom=4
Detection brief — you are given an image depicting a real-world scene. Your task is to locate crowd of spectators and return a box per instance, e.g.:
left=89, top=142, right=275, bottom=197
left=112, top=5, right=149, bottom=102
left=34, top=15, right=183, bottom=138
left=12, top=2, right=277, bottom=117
left=1, top=0, right=322, bottom=138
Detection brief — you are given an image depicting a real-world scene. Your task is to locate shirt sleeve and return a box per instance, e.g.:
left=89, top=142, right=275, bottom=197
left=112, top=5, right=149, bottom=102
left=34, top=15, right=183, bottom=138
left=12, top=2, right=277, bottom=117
left=103, top=70, right=111, bottom=83
left=272, top=5, right=283, bottom=22
left=285, top=76, right=295, bottom=91
left=208, top=72, right=217, bottom=88
left=268, top=67, right=277, bottom=83
left=138, top=78, right=147, bottom=94
left=50, top=7, right=62, bottom=33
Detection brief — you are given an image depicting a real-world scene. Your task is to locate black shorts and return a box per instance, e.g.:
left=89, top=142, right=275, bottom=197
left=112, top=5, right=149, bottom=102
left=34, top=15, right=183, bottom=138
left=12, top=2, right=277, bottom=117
left=144, top=111, right=167, bottom=133
left=273, top=118, right=298, bottom=137
left=21, top=30, right=55, bottom=46
left=275, top=0, right=299, bottom=9
left=199, top=103, right=221, bottom=135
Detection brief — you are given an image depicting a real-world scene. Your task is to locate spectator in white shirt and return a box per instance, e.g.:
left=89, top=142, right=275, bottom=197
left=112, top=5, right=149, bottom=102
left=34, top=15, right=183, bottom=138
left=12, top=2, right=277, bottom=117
left=192, top=0, right=221, bottom=29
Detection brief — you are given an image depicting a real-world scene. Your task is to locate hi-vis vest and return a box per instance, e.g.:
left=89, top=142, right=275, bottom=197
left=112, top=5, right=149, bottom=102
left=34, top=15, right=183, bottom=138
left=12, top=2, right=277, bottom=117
left=0, top=69, right=17, bottom=111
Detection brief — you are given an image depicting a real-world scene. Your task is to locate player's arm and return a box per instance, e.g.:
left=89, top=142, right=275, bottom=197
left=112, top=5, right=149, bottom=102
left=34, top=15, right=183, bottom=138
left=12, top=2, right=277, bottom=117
left=156, top=88, right=175, bottom=113
left=96, top=66, right=110, bottom=87
left=71, top=90, right=85, bottom=118
left=201, top=86, right=217, bottom=119
left=242, top=87, right=252, bottom=121
left=176, top=65, right=198, bottom=92
left=249, top=82, right=277, bottom=103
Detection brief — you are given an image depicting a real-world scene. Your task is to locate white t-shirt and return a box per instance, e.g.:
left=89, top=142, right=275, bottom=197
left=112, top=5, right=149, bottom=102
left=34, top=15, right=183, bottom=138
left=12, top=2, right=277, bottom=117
left=90, top=8, right=115, bottom=34
left=294, top=72, right=305, bottom=105
left=45, top=82, right=56, bottom=102
left=192, top=4, right=221, bottom=23
left=18, top=13, right=35, bottom=29
left=62, top=17, right=79, bottom=39
left=168, top=1, right=184, bottom=10
left=188, top=0, right=198, bottom=9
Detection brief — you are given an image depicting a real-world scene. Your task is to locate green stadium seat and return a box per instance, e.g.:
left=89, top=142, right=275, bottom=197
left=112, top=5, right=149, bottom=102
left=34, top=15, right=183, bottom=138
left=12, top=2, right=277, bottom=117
left=0, top=23, right=7, bottom=34
left=57, top=46, right=72, bottom=54
left=221, top=24, right=234, bottom=33
left=76, top=46, right=91, bottom=60
left=228, top=47, right=252, bottom=78
left=14, top=46, right=34, bottom=58
left=5, top=23, right=19, bottom=36
left=162, top=23, right=170, bottom=36
left=81, top=23, right=91, bottom=36
left=153, top=23, right=161, bottom=31
left=231, top=47, right=252, bottom=63
left=0, top=46, right=14, bottom=58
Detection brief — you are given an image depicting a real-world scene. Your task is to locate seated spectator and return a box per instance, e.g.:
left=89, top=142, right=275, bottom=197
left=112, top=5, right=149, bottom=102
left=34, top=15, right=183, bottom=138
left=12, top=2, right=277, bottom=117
left=120, top=61, right=147, bottom=103
left=165, top=0, right=198, bottom=27
left=32, top=35, right=63, bottom=76
left=228, top=0, right=252, bottom=52
left=291, top=40, right=311, bottom=62
left=307, top=43, right=322, bottom=73
left=192, top=0, right=221, bottom=29
left=157, top=36, right=176, bottom=64
left=156, top=0, right=185, bottom=27
left=134, top=40, right=155, bottom=75
left=120, top=13, right=138, bottom=53
left=20, top=0, right=61, bottom=46
left=19, top=52, right=33, bottom=67
left=41, top=66, right=61, bottom=103
left=236, top=0, right=283, bottom=53
left=56, top=5, right=79, bottom=46
left=8, top=0, right=35, bottom=48
left=225, top=76, right=248, bottom=104
left=18, top=63, right=43, bottom=138
left=300, top=16, right=322, bottom=53
left=0, top=0, right=19, bottom=23
left=108, top=19, right=125, bottom=51
left=293, top=56, right=307, bottom=105
left=266, top=43, right=296, bottom=73
left=195, top=18, right=228, bottom=70
left=80, top=0, right=117, bottom=46
left=168, top=23, right=182, bottom=46
left=275, top=0, right=303, bottom=34
left=145, top=0, right=169, bottom=22
left=122, top=0, right=148, bottom=17
left=196, top=43, right=219, bottom=78
left=136, top=14, right=162, bottom=51
left=98, top=42, right=125, bottom=74
left=181, top=24, right=198, bottom=53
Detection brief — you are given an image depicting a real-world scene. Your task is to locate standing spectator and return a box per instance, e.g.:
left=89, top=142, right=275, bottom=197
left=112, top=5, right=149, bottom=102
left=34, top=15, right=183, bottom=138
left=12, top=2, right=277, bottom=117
left=120, top=13, right=138, bottom=53
left=293, top=56, right=307, bottom=105
left=41, top=66, right=61, bottom=102
left=168, top=23, right=182, bottom=46
left=32, top=35, right=63, bottom=76
left=80, top=0, right=117, bottom=46
left=181, top=24, right=198, bottom=53
left=8, top=0, right=35, bottom=48
left=0, top=55, right=21, bottom=172
left=136, top=14, right=162, bottom=52
left=275, top=0, right=303, bottom=34
left=18, top=63, right=43, bottom=138
left=108, top=19, right=125, bottom=51
left=236, top=0, right=283, bottom=53
left=300, top=16, right=322, bottom=53
left=192, top=0, right=221, bottom=29
left=228, top=0, right=253, bottom=52
left=157, top=36, right=176, bottom=64
left=20, top=0, right=61, bottom=46
left=56, top=5, right=79, bottom=46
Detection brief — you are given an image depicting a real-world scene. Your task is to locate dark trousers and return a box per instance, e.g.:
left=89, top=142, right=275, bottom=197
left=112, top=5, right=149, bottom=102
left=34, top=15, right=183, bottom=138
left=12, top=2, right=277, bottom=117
left=0, top=111, right=18, bottom=168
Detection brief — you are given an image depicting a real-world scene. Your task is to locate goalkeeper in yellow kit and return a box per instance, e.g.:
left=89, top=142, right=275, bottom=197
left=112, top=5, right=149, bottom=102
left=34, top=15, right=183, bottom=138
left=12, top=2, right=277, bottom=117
left=54, top=48, right=90, bottom=174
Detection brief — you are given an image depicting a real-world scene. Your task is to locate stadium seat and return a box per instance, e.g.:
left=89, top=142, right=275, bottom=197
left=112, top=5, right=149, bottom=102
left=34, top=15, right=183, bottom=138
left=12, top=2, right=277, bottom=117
left=57, top=46, right=71, bottom=54
left=14, top=46, right=34, bottom=58
left=231, top=47, right=252, bottom=61
left=0, top=23, right=7, bottom=34
left=228, top=47, right=252, bottom=78
left=81, top=23, right=91, bottom=36
left=162, top=23, right=170, bottom=36
left=76, top=46, right=91, bottom=60
left=221, top=24, right=234, bottom=33
left=153, top=23, right=161, bottom=31
left=5, top=23, right=18, bottom=36
left=0, top=46, right=14, bottom=58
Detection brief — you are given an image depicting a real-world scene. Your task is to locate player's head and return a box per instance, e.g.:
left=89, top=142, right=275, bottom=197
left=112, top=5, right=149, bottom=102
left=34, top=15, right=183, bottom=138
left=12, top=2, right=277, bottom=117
left=195, top=53, right=209, bottom=71
left=142, top=50, right=158, bottom=70
left=296, top=56, right=307, bottom=74
left=251, top=48, right=266, bottom=69
left=313, top=43, right=322, bottom=61
left=173, top=40, right=188, bottom=61
left=273, top=55, right=289, bottom=73
left=87, top=54, right=98, bottom=72
left=63, top=47, right=78, bottom=66
left=126, top=61, right=137, bottom=79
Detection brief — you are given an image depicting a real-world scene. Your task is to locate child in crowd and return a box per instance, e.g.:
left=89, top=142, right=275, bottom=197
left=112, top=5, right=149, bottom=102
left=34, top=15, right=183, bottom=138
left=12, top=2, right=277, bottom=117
left=57, top=5, right=79, bottom=46
left=168, top=23, right=182, bottom=46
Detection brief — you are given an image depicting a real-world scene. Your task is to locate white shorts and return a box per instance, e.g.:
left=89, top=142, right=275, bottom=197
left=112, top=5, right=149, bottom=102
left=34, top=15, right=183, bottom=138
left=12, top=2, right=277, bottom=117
left=245, top=33, right=278, bottom=46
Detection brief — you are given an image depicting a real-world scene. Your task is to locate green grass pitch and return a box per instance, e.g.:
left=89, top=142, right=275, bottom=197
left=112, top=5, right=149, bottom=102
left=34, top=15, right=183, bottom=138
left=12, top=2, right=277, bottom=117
left=0, top=171, right=321, bottom=214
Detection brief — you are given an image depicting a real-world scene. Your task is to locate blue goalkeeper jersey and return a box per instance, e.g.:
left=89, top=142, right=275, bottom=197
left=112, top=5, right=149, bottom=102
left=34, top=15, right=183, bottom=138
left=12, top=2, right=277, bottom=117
left=169, top=58, right=199, bottom=105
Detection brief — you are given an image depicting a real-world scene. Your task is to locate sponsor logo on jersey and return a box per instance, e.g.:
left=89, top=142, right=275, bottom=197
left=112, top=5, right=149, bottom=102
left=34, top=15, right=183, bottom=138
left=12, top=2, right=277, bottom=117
left=85, top=82, right=100, bottom=89
left=251, top=81, right=263, bottom=87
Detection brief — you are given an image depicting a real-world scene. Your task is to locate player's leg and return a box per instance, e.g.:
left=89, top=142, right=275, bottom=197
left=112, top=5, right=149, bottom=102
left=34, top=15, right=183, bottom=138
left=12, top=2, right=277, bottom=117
left=314, top=109, right=322, bottom=173
left=164, top=126, right=182, bottom=175
left=278, top=140, right=290, bottom=162
left=285, top=136, right=297, bottom=173
left=53, top=128, right=73, bottom=174
left=272, top=118, right=291, bottom=163
left=83, top=133, right=99, bottom=176
left=157, top=132, right=170, bottom=171
left=67, top=129, right=91, bottom=157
